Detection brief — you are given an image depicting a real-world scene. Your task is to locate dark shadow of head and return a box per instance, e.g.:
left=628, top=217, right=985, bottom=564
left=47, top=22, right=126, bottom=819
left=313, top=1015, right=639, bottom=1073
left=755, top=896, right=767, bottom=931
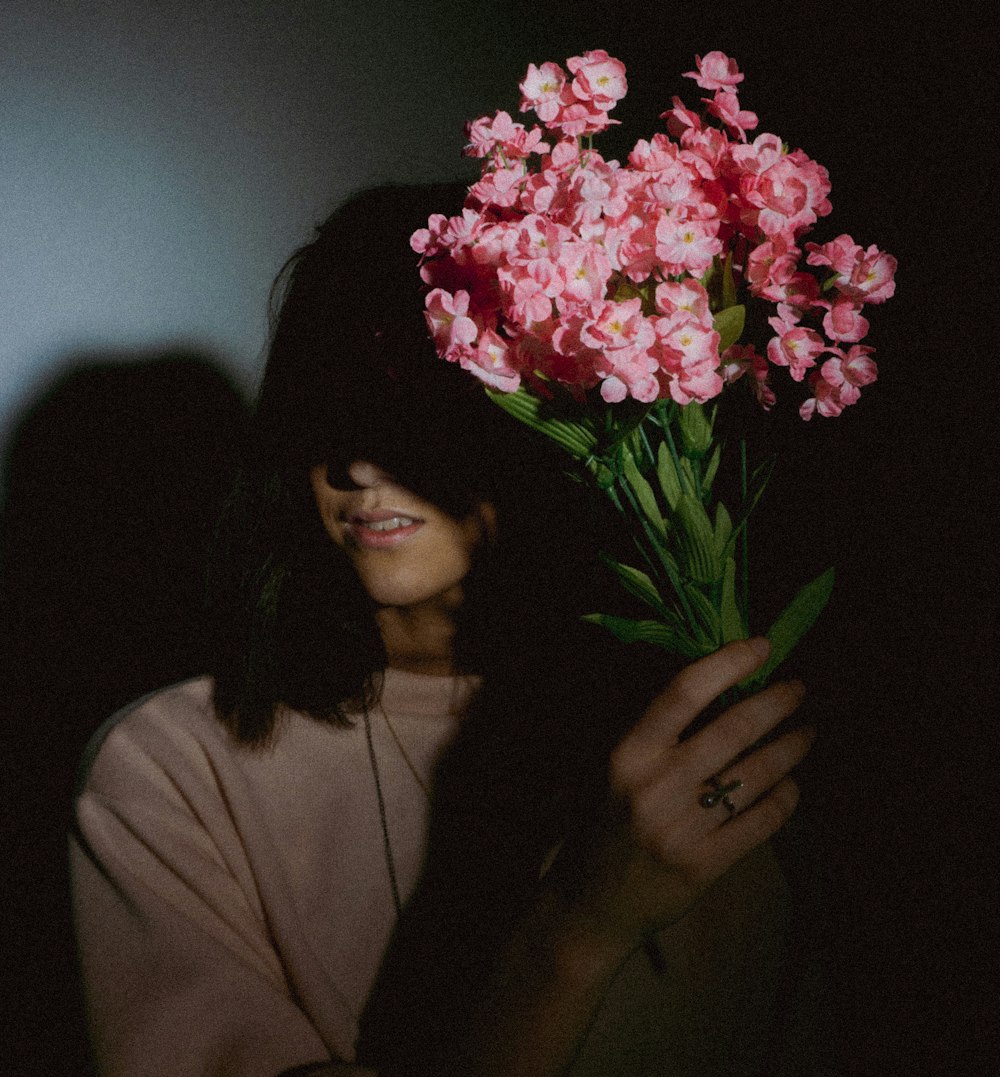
left=1, top=349, right=248, bottom=726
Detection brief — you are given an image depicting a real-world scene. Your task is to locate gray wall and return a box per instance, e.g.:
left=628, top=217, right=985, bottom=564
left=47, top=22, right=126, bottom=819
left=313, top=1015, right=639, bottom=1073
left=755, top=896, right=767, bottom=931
left=0, top=0, right=557, bottom=449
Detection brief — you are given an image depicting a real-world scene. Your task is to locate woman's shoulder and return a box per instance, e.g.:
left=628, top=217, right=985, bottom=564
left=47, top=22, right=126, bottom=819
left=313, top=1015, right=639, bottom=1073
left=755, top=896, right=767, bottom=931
left=74, top=676, right=227, bottom=801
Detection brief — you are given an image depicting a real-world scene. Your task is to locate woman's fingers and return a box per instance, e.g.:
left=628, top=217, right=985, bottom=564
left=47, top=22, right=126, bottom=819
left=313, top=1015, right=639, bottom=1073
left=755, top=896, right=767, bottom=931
left=695, top=725, right=815, bottom=826
left=612, top=638, right=770, bottom=786
left=681, top=678, right=806, bottom=778
left=702, top=776, right=802, bottom=870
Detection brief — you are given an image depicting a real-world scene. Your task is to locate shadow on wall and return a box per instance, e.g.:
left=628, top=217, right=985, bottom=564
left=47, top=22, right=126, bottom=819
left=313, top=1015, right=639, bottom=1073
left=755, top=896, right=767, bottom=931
left=0, top=350, right=249, bottom=1076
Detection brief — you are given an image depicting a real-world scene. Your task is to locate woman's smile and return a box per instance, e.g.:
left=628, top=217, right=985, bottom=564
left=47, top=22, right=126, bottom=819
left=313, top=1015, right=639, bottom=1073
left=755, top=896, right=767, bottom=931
left=344, top=508, right=425, bottom=549
left=310, top=460, right=492, bottom=615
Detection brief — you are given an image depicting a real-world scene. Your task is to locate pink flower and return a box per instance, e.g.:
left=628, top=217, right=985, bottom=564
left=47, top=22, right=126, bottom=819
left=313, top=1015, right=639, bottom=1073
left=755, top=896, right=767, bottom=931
left=461, top=328, right=521, bottom=392
left=746, top=235, right=801, bottom=299
left=468, top=163, right=526, bottom=209
left=654, top=214, right=723, bottom=276
left=417, top=50, right=893, bottom=419
left=673, top=363, right=725, bottom=405
left=563, top=152, right=621, bottom=227
left=808, top=236, right=896, bottom=302
left=442, top=208, right=484, bottom=251
left=662, top=95, right=701, bottom=138
left=766, top=306, right=826, bottom=381
left=497, top=265, right=555, bottom=329
left=684, top=51, right=745, bottom=92
left=629, top=133, right=682, bottom=173
left=596, top=346, right=660, bottom=403
left=678, top=126, right=729, bottom=178
left=721, top=343, right=775, bottom=409
left=511, top=213, right=571, bottom=265
left=578, top=298, right=654, bottom=353
left=617, top=214, right=661, bottom=282
left=740, top=153, right=831, bottom=238
left=567, top=49, right=627, bottom=111
left=424, top=289, right=480, bottom=359
left=654, top=279, right=712, bottom=325
left=654, top=318, right=722, bottom=369
left=799, top=371, right=845, bottom=420
left=544, top=138, right=581, bottom=173
left=840, top=245, right=897, bottom=304
left=464, top=111, right=548, bottom=160
left=549, top=84, right=618, bottom=137
left=800, top=347, right=876, bottom=418
left=555, top=240, right=613, bottom=303
left=519, top=62, right=567, bottom=123
left=410, top=214, right=449, bottom=258
left=818, top=295, right=870, bottom=343
left=805, top=233, right=863, bottom=275
left=820, top=344, right=877, bottom=404
left=704, top=90, right=758, bottom=141
left=652, top=307, right=726, bottom=404
left=729, top=132, right=785, bottom=176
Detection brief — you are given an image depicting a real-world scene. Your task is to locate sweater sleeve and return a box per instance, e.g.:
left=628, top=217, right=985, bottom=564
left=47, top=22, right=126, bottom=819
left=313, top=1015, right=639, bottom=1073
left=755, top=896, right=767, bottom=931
left=69, top=709, right=368, bottom=1077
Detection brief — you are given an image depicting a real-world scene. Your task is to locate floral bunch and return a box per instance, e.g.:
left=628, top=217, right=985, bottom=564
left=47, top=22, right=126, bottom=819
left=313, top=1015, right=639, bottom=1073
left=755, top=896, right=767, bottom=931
left=412, top=49, right=895, bottom=420
left=410, top=51, right=896, bottom=681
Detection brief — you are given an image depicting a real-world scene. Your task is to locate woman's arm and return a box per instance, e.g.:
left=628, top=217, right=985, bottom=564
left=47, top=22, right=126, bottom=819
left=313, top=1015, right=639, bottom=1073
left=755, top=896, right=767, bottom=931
left=445, top=638, right=810, bottom=1077
left=69, top=687, right=363, bottom=1077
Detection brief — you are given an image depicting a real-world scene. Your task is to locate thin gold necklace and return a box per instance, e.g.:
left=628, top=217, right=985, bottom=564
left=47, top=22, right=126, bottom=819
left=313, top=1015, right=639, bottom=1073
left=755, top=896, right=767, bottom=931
left=363, top=708, right=402, bottom=918
left=378, top=703, right=431, bottom=799
left=362, top=703, right=433, bottom=920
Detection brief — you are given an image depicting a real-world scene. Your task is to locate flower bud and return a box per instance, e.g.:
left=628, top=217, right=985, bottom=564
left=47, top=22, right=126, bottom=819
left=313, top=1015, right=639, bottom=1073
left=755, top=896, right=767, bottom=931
left=678, top=402, right=714, bottom=458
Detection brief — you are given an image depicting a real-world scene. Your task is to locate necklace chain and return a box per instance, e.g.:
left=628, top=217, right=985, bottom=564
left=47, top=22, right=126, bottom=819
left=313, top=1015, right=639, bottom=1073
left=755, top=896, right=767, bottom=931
left=362, top=708, right=403, bottom=918
left=378, top=703, right=432, bottom=798
left=363, top=704, right=433, bottom=920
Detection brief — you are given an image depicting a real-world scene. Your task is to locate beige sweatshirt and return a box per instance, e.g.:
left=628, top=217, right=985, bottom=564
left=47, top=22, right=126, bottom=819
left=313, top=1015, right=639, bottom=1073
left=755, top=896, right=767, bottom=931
left=71, top=670, right=789, bottom=1076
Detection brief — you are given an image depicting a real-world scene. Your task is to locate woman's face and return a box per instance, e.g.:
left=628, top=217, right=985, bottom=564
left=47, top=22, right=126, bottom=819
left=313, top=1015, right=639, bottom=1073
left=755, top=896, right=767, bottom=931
left=309, top=460, right=493, bottom=613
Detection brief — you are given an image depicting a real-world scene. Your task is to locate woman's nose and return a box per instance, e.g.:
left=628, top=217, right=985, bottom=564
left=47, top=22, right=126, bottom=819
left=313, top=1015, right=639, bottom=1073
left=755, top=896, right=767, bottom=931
left=346, top=460, right=394, bottom=489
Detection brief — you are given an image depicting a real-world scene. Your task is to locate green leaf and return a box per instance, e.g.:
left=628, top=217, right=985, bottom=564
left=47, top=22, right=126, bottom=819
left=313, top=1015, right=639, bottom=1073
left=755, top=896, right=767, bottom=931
left=713, top=502, right=733, bottom=558
left=679, top=456, right=698, bottom=498
left=685, top=585, right=721, bottom=646
left=703, top=443, right=722, bottom=494
left=582, top=614, right=706, bottom=658
left=742, top=567, right=835, bottom=687
left=678, top=402, right=713, bottom=458
left=613, top=276, right=657, bottom=315
left=602, top=559, right=669, bottom=617
left=675, top=493, right=720, bottom=585
left=622, top=450, right=666, bottom=537
left=728, top=456, right=776, bottom=555
left=656, top=441, right=681, bottom=511
left=713, top=304, right=746, bottom=353
left=485, top=387, right=597, bottom=459
left=720, top=557, right=746, bottom=643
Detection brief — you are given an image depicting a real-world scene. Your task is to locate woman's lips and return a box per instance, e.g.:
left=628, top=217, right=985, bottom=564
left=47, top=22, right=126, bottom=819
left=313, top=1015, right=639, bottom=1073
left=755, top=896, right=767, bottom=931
left=345, top=509, right=424, bottom=549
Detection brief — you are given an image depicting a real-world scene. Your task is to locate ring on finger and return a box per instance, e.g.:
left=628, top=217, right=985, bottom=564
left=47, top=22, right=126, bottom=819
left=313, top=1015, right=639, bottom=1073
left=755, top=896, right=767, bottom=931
left=699, top=776, right=742, bottom=817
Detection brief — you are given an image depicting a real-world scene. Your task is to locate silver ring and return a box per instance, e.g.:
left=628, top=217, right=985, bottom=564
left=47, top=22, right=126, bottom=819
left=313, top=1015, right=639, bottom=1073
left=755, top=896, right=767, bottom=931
left=699, top=777, right=742, bottom=817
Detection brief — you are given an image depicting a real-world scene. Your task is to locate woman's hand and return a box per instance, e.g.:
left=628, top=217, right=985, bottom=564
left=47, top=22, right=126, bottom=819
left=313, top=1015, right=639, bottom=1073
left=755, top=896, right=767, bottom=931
left=566, top=636, right=812, bottom=960
left=453, top=638, right=813, bottom=1077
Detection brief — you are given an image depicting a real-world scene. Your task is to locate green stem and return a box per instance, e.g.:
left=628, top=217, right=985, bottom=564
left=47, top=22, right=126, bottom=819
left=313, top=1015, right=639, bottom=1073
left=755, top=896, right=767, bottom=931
left=638, top=420, right=658, bottom=471
left=617, top=475, right=703, bottom=646
left=638, top=515, right=700, bottom=640
left=603, top=480, right=625, bottom=515
left=662, top=419, right=695, bottom=499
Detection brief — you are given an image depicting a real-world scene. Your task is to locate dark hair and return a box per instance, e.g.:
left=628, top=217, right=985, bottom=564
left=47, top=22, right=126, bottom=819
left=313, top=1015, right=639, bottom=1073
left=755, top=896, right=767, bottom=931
left=209, top=184, right=631, bottom=744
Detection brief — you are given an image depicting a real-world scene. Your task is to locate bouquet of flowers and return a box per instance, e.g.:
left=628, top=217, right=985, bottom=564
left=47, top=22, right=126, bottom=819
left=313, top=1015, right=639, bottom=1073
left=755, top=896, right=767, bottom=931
left=411, top=50, right=895, bottom=689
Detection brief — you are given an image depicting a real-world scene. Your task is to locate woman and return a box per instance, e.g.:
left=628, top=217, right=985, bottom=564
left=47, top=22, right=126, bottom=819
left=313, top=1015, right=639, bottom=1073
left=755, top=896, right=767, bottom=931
left=71, top=185, right=812, bottom=1076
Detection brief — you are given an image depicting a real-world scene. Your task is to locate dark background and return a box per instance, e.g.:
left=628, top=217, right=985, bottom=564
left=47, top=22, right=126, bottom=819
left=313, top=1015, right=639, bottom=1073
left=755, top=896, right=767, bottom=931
left=2, top=2, right=995, bottom=1074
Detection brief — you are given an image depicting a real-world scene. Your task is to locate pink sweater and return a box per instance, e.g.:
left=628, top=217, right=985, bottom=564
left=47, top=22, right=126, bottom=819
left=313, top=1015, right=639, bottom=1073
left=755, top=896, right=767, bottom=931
left=71, top=669, right=790, bottom=1076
